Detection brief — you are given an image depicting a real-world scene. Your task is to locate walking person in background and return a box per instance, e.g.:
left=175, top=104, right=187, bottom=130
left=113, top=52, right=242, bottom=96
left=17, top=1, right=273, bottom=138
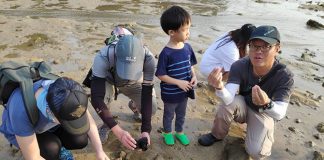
left=198, top=25, right=294, bottom=159
left=156, top=6, right=197, bottom=146
left=0, top=77, right=109, bottom=160
left=200, top=23, right=256, bottom=80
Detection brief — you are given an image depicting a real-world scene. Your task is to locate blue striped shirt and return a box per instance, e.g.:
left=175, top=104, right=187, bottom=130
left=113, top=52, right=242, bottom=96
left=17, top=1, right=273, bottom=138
left=155, top=43, right=197, bottom=103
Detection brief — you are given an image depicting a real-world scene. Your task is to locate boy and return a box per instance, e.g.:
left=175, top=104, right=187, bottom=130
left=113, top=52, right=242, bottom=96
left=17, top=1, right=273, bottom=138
left=156, top=6, right=197, bottom=146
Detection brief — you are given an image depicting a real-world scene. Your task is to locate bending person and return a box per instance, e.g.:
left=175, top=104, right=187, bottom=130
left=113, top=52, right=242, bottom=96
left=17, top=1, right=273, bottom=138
left=0, top=77, right=109, bottom=160
left=88, top=26, right=157, bottom=150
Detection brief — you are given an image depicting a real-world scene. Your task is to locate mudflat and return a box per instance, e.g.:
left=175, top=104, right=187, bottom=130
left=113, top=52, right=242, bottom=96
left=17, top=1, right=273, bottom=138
left=0, top=0, right=323, bottom=159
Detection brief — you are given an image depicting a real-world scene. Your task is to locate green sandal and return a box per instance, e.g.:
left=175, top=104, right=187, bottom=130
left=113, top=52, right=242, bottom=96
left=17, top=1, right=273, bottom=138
left=162, top=132, right=175, bottom=145
left=175, top=133, right=190, bottom=145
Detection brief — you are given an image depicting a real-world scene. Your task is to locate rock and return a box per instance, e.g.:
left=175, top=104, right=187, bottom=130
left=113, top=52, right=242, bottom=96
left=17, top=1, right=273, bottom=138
left=307, top=141, right=316, bottom=147
left=197, top=81, right=207, bottom=88
left=322, top=82, right=324, bottom=88
left=285, top=148, right=297, bottom=156
left=314, top=77, right=321, bottom=81
left=157, top=127, right=164, bottom=133
left=288, top=126, right=297, bottom=133
left=154, top=154, right=165, bottom=160
left=317, top=122, right=324, bottom=133
left=295, top=119, right=302, bottom=123
left=197, top=50, right=204, bottom=54
left=223, top=137, right=249, bottom=160
left=313, top=151, right=324, bottom=160
left=306, top=19, right=324, bottom=29
left=119, top=151, right=127, bottom=159
left=158, top=106, right=163, bottom=110
left=52, top=60, right=60, bottom=64
left=295, top=101, right=301, bottom=106
left=208, top=97, right=217, bottom=105
left=313, top=133, right=322, bottom=140
left=301, top=53, right=313, bottom=61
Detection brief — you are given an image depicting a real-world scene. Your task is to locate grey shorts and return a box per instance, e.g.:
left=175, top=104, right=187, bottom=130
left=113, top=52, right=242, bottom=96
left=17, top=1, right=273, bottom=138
left=104, top=81, right=157, bottom=114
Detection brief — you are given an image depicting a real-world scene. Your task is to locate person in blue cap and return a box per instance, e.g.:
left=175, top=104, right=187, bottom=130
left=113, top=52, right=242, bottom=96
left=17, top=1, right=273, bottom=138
left=198, top=25, right=294, bottom=159
left=0, top=77, right=109, bottom=160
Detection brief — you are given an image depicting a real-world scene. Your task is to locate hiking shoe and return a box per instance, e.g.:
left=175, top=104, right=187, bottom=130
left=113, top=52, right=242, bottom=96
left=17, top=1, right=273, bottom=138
left=198, top=133, right=222, bottom=146
left=59, top=147, right=74, bottom=160
left=175, top=133, right=190, bottom=146
left=98, top=124, right=110, bottom=144
left=162, top=132, right=175, bottom=146
left=128, top=100, right=142, bottom=122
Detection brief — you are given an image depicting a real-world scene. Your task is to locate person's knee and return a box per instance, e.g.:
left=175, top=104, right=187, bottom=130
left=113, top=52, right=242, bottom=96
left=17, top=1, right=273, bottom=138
left=66, top=135, right=88, bottom=149
left=39, top=137, right=61, bottom=160
left=73, top=136, right=88, bottom=149
left=245, top=138, right=272, bottom=159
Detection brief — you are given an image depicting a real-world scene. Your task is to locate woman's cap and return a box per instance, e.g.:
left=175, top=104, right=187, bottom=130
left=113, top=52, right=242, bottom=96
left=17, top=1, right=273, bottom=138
left=47, top=77, right=90, bottom=135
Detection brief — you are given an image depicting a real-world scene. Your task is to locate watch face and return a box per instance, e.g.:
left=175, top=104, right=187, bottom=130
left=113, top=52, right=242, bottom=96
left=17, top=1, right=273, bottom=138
left=258, top=108, right=264, bottom=113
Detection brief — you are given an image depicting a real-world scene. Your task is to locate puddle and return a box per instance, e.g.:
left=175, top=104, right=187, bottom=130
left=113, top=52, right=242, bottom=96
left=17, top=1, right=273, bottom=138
left=4, top=53, right=20, bottom=58
left=14, top=33, right=56, bottom=51
left=9, top=5, right=20, bottom=9
left=96, top=4, right=123, bottom=11
left=299, top=3, right=324, bottom=11
left=254, top=0, right=280, bottom=4
left=0, top=44, right=7, bottom=50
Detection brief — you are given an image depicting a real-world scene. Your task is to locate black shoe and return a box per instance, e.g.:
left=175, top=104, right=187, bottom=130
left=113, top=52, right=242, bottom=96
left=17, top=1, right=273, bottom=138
left=198, top=133, right=222, bottom=146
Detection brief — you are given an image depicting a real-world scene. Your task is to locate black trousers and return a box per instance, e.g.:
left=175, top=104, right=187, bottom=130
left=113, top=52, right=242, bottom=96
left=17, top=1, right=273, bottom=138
left=36, top=126, right=88, bottom=160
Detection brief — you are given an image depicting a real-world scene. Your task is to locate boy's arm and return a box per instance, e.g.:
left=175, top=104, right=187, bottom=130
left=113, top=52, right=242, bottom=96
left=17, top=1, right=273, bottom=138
left=190, top=66, right=197, bottom=86
left=157, top=75, right=192, bottom=92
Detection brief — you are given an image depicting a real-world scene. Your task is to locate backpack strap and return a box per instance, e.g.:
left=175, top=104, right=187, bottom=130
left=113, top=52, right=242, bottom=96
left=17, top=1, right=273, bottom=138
left=20, top=78, right=38, bottom=126
left=25, top=61, right=59, bottom=126
left=105, top=43, right=119, bottom=100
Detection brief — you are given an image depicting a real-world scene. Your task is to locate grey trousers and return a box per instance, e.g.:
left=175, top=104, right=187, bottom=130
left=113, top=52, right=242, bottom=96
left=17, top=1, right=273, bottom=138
left=163, top=98, right=188, bottom=133
left=211, top=95, right=274, bottom=159
left=104, top=81, right=157, bottom=115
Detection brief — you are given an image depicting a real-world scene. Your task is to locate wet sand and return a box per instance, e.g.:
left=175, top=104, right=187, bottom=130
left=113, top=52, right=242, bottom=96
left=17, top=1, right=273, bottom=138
left=0, top=0, right=324, bottom=159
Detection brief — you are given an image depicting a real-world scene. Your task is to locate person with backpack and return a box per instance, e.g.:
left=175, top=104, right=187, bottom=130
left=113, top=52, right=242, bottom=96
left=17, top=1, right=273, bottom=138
left=0, top=77, right=109, bottom=160
left=198, top=26, right=294, bottom=159
left=200, top=24, right=256, bottom=80
left=87, top=26, right=157, bottom=150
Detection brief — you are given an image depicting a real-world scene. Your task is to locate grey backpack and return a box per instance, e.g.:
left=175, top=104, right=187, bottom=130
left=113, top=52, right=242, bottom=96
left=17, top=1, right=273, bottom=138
left=0, top=61, right=59, bottom=126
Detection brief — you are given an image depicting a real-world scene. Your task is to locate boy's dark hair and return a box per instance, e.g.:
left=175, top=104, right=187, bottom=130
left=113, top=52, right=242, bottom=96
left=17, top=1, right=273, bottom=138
left=160, top=6, right=191, bottom=35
